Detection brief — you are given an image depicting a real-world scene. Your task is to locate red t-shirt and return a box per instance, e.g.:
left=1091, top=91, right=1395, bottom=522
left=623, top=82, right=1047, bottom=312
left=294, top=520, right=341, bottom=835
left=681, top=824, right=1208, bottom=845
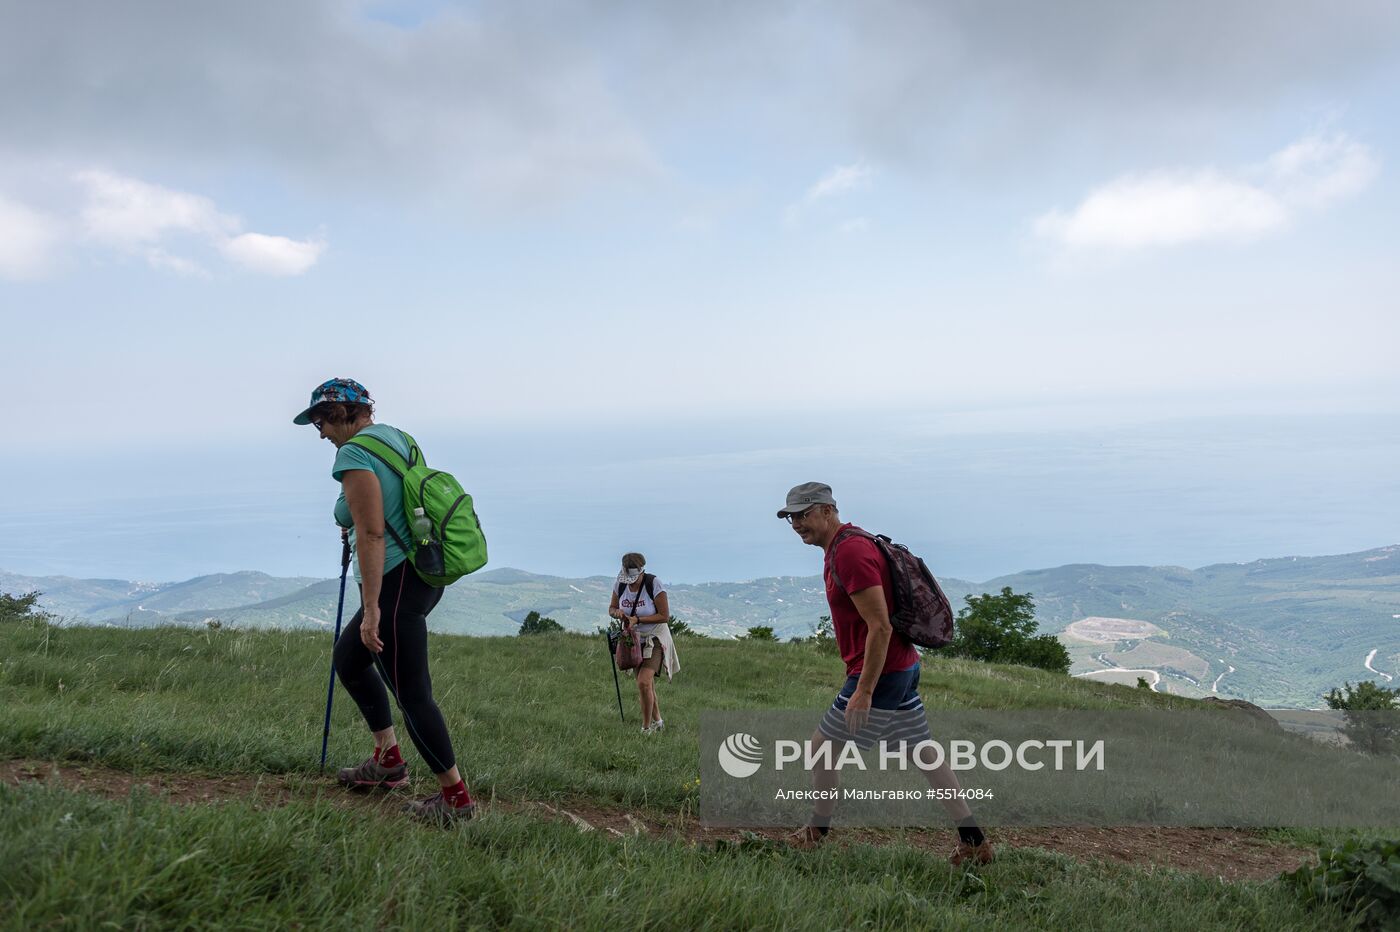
left=823, top=524, right=921, bottom=677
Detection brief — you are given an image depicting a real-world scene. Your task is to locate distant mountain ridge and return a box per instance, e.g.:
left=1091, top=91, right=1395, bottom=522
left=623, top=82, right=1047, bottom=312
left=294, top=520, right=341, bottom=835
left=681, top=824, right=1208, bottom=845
left=4, top=546, right=1398, bottom=707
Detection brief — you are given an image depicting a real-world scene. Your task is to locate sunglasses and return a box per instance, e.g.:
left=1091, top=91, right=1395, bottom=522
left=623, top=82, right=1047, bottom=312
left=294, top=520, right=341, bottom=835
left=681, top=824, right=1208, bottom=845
left=784, top=506, right=820, bottom=525
left=311, top=418, right=326, bottom=431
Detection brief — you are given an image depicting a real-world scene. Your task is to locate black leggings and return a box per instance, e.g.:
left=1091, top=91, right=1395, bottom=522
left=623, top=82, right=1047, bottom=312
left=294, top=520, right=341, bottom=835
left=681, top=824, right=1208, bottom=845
left=334, top=560, right=455, bottom=774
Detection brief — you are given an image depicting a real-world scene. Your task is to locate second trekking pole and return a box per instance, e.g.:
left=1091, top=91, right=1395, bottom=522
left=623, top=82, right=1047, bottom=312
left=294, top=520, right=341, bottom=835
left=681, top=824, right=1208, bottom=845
left=319, top=533, right=353, bottom=772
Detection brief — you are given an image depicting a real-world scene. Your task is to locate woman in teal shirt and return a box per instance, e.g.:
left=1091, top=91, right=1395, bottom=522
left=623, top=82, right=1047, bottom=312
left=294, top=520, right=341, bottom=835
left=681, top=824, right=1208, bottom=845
left=294, top=377, right=473, bottom=825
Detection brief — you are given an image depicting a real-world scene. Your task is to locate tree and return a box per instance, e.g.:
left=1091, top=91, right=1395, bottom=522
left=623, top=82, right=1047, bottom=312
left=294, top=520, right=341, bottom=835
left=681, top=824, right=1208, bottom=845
left=518, top=611, right=564, bottom=635
left=945, top=587, right=1070, bottom=674
left=1137, top=677, right=1151, bottom=690
left=1324, top=681, right=1400, bottom=757
left=742, top=625, right=777, bottom=641
left=667, top=617, right=705, bottom=638
left=811, top=615, right=839, bottom=656
left=0, top=590, right=47, bottom=624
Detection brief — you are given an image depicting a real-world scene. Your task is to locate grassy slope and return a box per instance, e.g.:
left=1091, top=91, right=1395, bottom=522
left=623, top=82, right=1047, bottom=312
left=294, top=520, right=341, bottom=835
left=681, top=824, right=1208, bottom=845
left=12, top=545, right=1399, bottom=707
left=0, top=620, right=1365, bottom=930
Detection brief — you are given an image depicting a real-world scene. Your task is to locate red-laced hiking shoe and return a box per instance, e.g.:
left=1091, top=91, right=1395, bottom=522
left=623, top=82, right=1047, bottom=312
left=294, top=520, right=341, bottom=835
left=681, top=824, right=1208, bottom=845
left=403, top=791, right=476, bottom=826
left=949, top=839, right=994, bottom=866
left=336, top=756, right=409, bottom=791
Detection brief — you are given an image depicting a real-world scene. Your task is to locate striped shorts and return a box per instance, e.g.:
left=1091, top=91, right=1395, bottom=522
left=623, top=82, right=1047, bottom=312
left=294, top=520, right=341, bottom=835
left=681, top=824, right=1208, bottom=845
left=818, top=663, right=932, bottom=750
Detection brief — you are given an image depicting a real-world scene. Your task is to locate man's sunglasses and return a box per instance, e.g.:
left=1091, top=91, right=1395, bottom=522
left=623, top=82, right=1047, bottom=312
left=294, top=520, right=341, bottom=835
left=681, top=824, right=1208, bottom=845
left=784, top=507, right=820, bottom=525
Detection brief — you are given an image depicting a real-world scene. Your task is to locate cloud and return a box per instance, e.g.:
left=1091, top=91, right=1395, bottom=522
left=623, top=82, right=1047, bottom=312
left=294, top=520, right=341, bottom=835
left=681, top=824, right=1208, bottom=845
left=75, top=170, right=235, bottom=245
left=785, top=162, right=873, bottom=227
left=1, top=169, right=323, bottom=278
left=1, top=2, right=1394, bottom=207
left=143, top=247, right=208, bottom=277
left=1266, top=134, right=1378, bottom=209
left=69, top=169, right=323, bottom=276
left=220, top=232, right=325, bottom=276
left=806, top=163, right=873, bottom=201
left=0, top=194, right=62, bottom=279
left=1034, top=134, right=1377, bottom=251
left=563, top=3, right=1400, bottom=174
left=0, top=2, right=659, bottom=208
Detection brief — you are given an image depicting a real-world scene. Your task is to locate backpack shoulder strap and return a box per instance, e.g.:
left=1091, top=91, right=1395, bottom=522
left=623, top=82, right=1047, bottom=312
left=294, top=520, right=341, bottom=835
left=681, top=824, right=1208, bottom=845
left=345, top=432, right=411, bottom=477
left=827, top=527, right=877, bottom=592
left=643, top=573, right=656, bottom=601
left=344, top=433, right=412, bottom=553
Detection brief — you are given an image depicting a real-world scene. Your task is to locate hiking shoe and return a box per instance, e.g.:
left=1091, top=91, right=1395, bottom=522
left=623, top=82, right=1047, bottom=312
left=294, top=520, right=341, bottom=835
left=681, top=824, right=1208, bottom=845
left=950, top=839, right=994, bottom=866
left=336, top=756, right=409, bottom=791
left=403, top=791, right=476, bottom=827
left=786, top=825, right=829, bottom=850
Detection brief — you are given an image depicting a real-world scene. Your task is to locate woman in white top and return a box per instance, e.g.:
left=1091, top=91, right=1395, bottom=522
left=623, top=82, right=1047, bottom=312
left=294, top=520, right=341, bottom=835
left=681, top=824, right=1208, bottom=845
left=608, top=552, right=680, bottom=733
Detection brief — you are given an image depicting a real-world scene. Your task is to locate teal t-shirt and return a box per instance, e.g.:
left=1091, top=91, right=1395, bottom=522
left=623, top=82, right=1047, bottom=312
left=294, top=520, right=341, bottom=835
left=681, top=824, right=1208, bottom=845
left=332, top=423, right=412, bottom=581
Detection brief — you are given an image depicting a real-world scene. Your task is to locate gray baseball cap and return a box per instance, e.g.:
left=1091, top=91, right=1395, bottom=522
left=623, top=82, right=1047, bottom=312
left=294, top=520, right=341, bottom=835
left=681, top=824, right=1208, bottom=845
left=777, top=482, right=837, bottom=518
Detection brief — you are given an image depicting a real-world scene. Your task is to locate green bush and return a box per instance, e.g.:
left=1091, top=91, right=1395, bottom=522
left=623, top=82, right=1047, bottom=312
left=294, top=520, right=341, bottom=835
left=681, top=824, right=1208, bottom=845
left=944, top=588, right=1071, bottom=674
left=0, top=590, right=48, bottom=624
left=742, top=625, right=777, bottom=641
left=1325, top=681, right=1400, bottom=757
left=811, top=615, right=840, bottom=656
left=667, top=617, right=705, bottom=638
left=1285, top=837, right=1400, bottom=929
left=518, top=611, right=564, bottom=635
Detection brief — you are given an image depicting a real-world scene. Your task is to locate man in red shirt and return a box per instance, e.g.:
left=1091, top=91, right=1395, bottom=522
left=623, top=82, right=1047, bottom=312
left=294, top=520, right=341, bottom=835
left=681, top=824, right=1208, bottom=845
left=779, top=481, right=992, bottom=865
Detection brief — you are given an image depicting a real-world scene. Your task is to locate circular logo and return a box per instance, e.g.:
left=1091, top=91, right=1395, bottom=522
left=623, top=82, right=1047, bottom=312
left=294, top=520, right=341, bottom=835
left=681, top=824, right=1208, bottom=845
left=717, top=732, right=764, bottom=778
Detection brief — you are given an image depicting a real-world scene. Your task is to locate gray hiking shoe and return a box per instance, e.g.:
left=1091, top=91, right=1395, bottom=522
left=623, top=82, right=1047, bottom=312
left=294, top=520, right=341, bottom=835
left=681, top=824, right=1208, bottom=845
left=336, top=756, right=409, bottom=791
left=403, top=791, right=476, bottom=826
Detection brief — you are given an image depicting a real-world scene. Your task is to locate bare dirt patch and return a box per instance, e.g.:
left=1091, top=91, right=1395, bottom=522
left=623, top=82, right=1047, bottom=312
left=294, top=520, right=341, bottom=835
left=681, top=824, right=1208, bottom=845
left=3, top=759, right=1316, bottom=882
left=1063, top=617, right=1165, bottom=644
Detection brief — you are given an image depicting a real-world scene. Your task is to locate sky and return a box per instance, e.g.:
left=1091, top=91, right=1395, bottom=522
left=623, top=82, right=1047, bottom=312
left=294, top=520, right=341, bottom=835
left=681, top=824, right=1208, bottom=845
left=1, top=1, right=1397, bottom=584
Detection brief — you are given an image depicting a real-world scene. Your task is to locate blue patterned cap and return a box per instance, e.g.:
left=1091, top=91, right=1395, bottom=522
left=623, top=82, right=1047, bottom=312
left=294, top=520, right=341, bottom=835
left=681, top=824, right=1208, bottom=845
left=292, top=378, right=373, bottom=424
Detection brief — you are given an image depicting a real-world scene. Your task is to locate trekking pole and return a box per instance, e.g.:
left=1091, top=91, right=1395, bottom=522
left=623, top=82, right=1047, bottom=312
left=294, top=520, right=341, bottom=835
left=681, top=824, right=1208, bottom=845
left=605, top=626, right=625, bottom=722
left=319, top=534, right=353, bottom=772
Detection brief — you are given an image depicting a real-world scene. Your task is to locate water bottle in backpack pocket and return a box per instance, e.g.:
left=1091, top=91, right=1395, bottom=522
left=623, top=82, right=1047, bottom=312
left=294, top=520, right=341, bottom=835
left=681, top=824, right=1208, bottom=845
left=410, top=507, right=446, bottom=578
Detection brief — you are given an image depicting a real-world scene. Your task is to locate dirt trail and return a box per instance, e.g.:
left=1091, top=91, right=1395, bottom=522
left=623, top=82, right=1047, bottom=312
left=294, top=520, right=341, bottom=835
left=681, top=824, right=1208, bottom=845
left=3, top=759, right=1316, bottom=883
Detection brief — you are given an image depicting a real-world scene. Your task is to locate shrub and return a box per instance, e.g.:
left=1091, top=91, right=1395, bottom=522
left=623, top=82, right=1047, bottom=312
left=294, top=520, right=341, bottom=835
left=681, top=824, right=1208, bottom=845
left=1324, top=681, right=1400, bottom=757
left=1285, top=837, right=1400, bottom=929
left=742, top=626, right=777, bottom=642
left=518, top=611, right=564, bottom=635
left=667, top=617, right=705, bottom=638
left=944, top=588, right=1070, bottom=674
left=0, top=590, right=48, bottom=624
left=811, top=615, right=839, bottom=656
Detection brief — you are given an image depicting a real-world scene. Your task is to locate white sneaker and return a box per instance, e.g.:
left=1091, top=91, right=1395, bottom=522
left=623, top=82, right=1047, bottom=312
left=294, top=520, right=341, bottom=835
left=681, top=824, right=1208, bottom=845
left=651, top=719, right=664, bottom=733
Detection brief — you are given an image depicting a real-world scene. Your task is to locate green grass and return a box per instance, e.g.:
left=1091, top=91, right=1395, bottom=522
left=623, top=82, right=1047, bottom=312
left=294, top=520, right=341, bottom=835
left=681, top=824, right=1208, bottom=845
left=0, top=783, right=1352, bottom=931
left=0, top=618, right=1376, bottom=929
left=0, top=622, right=1198, bottom=810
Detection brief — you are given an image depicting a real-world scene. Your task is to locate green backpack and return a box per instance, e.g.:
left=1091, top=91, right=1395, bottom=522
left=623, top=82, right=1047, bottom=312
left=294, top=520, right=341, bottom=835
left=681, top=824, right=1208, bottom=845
left=344, top=429, right=487, bottom=587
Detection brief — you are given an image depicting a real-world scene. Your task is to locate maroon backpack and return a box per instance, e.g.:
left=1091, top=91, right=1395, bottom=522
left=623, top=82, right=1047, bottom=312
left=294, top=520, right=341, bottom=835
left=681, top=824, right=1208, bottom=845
left=829, top=528, right=955, bottom=649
